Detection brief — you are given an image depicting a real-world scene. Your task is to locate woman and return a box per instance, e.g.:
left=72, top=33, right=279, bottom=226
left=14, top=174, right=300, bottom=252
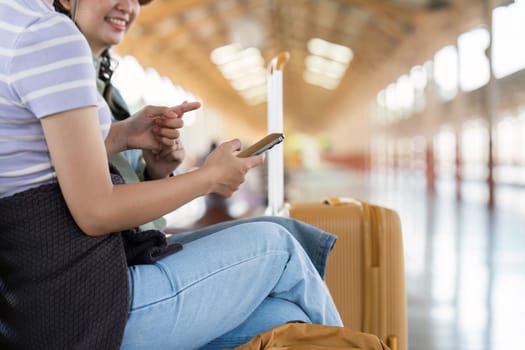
left=52, top=0, right=345, bottom=348
left=55, top=0, right=193, bottom=231
left=0, top=1, right=342, bottom=350
left=54, top=0, right=341, bottom=304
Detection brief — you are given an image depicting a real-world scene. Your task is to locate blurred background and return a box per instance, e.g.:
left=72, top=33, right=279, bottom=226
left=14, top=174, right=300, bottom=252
left=112, top=0, right=524, bottom=349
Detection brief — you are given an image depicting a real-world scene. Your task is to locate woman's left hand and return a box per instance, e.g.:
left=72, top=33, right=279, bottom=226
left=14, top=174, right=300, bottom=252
left=142, top=138, right=185, bottom=179
left=125, top=102, right=201, bottom=152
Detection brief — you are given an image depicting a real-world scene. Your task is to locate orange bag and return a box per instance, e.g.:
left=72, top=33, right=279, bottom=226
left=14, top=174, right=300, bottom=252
left=233, top=323, right=390, bottom=350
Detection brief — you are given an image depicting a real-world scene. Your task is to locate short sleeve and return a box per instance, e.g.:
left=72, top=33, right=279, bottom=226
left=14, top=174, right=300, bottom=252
left=9, top=14, right=100, bottom=119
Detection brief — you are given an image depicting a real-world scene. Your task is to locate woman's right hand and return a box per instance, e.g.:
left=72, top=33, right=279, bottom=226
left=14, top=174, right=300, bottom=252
left=43, top=107, right=259, bottom=236
left=201, top=139, right=265, bottom=197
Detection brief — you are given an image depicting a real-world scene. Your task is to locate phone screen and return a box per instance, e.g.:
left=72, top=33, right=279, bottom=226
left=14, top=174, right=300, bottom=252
left=237, top=133, right=285, bottom=158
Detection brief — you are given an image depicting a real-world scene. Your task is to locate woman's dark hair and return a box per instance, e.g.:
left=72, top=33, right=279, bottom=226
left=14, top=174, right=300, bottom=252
left=53, top=0, right=71, bottom=17
left=52, top=1, right=130, bottom=120
left=100, top=50, right=131, bottom=121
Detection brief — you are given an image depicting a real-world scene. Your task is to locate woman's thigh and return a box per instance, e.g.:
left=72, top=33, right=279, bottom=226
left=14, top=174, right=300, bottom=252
left=121, top=222, right=298, bottom=349
left=168, top=215, right=337, bottom=278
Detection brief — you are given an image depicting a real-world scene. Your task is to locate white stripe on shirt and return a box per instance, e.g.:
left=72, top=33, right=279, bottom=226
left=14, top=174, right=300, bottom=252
left=0, top=162, right=52, bottom=177
left=0, top=134, right=45, bottom=141
left=0, top=117, right=38, bottom=125
left=0, top=34, right=85, bottom=57
left=21, top=80, right=96, bottom=104
left=0, top=96, right=23, bottom=107
left=0, top=0, right=40, bottom=17
left=34, top=0, right=50, bottom=12
left=0, top=56, right=93, bottom=83
left=0, top=16, right=65, bottom=34
left=0, top=151, right=29, bottom=160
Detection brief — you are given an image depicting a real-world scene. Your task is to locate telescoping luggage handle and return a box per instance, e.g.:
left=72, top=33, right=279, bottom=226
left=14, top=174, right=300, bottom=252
left=266, top=52, right=290, bottom=216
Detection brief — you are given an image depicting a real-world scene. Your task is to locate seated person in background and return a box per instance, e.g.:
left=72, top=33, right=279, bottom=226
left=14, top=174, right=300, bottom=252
left=0, top=1, right=342, bottom=349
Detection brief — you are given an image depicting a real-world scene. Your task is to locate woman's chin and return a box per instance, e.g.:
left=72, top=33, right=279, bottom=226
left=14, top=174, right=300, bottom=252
left=102, top=35, right=125, bottom=48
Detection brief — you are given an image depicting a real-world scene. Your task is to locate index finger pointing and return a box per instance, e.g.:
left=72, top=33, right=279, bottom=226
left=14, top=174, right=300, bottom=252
left=170, top=101, right=201, bottom=116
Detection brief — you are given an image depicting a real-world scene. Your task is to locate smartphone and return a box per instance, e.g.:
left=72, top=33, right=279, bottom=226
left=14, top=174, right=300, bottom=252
left=237, top=133, right=285, bottom=158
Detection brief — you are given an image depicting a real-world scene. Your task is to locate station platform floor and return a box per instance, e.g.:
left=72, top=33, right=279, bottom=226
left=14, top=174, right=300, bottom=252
left=286, top=165, right=524, bottom=350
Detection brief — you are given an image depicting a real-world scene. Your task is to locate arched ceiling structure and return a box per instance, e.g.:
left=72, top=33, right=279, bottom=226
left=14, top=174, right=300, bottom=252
left=116, top=0, right=512, bottom=143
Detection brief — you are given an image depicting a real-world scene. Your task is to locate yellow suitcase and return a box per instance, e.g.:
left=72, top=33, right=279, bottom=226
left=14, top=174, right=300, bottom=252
left=287, top=197, right=408, bottom=350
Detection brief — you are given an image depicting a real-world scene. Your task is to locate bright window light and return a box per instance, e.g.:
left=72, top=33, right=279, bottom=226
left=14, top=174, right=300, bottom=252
left=240, top=85, right=266, bottom=100
left=112, top=55, right=146, bottom=106
left=492, top=1, right=525, bottom=78
left=303, top=70, right=339, bottom=90
left=372, top=1, right=525, bottom=125
left=231, top=71, right=266, bottom=91
left=307, top=38, right=354, bottom=64
left=376, top=90, right=387, bottom=107
left=113, top=55, right=199, bottom=123
left=210, top=43, right=242, bottom=65
left=434, top=45, right=458, bottom=101
left=458, top=27, right=490, bottom=92
left=305, top=55, right=347, bottom=79
left=396, top=74, right=415, bottom=112
left=304, top=38, right=352, bottom=90
left=410, top=65, right=428, bottom=91
left=211, top=44, right=267, bottom=105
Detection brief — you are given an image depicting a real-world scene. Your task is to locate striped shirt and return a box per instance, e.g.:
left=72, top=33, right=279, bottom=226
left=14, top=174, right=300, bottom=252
left=0, top=0, right=112, bottom=198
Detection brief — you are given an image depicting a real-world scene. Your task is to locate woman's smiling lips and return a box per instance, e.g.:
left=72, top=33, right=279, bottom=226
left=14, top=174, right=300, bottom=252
left=106, top=16, right=128, bottom=31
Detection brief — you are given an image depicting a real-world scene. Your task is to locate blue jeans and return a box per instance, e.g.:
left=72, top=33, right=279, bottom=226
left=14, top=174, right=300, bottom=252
left=170, top=216, right=337, bottom=279
left=120, top=221, right=342, bottom=349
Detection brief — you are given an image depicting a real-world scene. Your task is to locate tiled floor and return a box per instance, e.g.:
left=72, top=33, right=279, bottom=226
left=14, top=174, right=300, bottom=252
left=286, top=166, right=525, bottom=350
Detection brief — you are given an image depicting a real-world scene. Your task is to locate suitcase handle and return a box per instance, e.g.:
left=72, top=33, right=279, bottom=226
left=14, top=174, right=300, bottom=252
left=322, top=197, right=362, bottom=206
left=267, top=51, right=290, bottom=74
